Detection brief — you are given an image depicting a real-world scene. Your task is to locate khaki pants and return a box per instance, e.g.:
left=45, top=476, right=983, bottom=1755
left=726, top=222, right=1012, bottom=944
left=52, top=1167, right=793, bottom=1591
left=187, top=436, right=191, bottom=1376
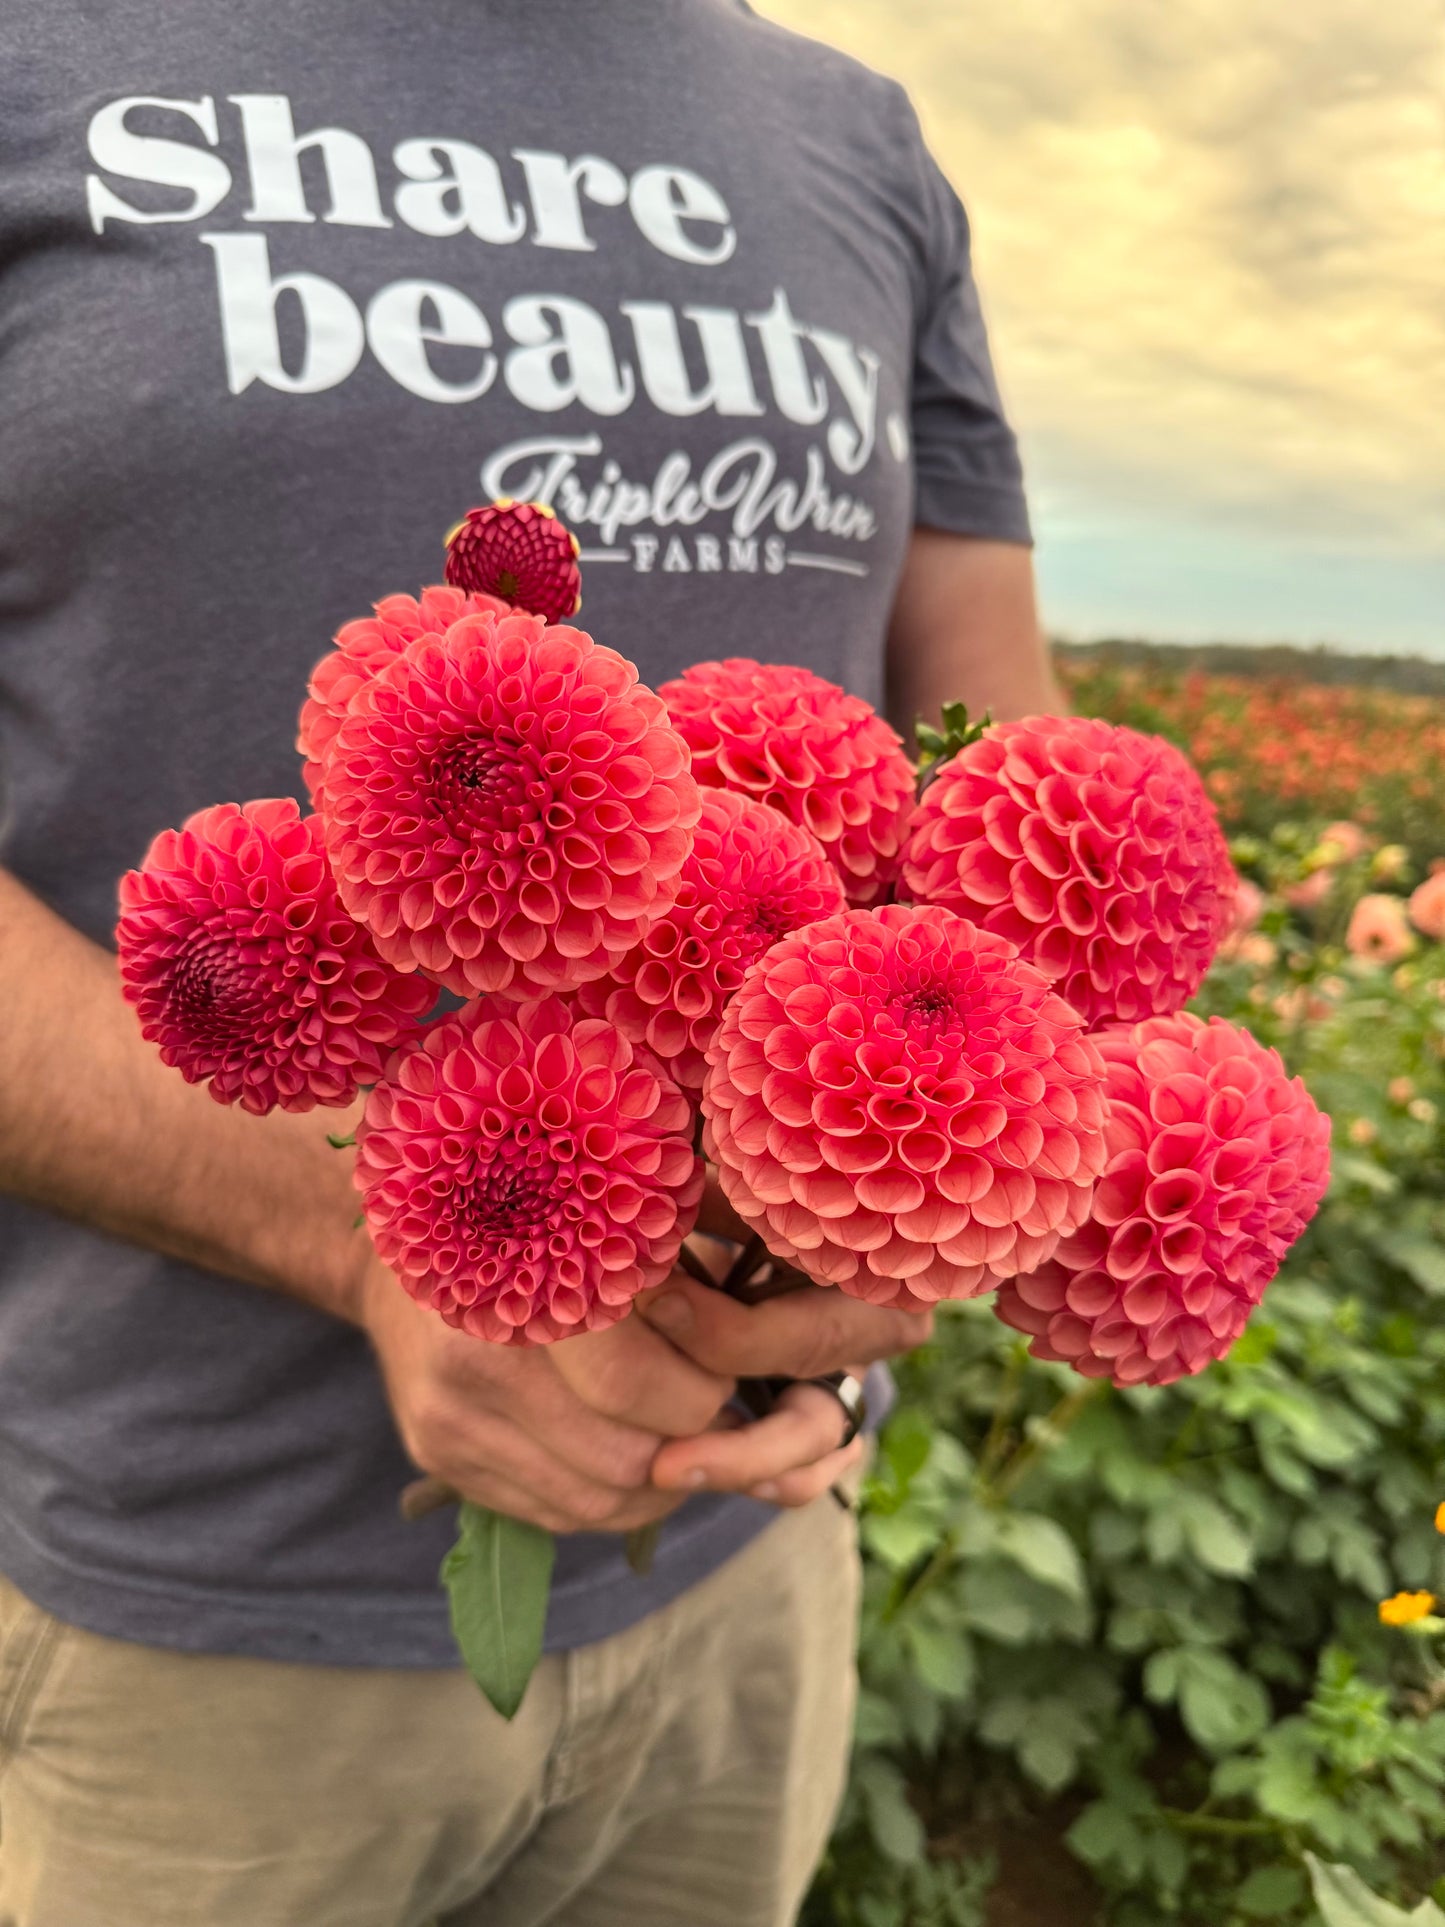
left=0, top=1497, right=858, bottom=1927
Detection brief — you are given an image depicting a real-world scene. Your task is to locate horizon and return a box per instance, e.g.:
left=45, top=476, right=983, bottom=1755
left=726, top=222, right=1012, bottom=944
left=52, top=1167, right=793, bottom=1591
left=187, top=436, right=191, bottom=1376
left=765, top=0, right=1445, bottom=660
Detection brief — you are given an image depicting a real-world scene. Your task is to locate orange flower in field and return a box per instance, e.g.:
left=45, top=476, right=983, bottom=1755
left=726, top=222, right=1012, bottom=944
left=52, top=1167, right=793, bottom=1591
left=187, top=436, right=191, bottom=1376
left=1346, top=894, right=1413, bottom=965
left=1379, top=1591, right=1437, bottom=1628
left=1408, top=872, right=1445, bottom=943
left=1435, top=1500, right=1445, bottom=1534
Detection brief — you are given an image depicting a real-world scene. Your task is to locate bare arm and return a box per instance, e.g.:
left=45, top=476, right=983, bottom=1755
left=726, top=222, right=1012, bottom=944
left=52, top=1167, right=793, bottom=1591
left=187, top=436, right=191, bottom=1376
left=885, top=530, right=1061, bottom=737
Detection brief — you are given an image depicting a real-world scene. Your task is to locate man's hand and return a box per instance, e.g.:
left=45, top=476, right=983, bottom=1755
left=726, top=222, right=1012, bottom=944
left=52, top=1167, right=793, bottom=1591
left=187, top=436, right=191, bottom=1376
left=634, top=1271, right=933, bottom=1502
left=359, top=1258, right=737, bottom=1535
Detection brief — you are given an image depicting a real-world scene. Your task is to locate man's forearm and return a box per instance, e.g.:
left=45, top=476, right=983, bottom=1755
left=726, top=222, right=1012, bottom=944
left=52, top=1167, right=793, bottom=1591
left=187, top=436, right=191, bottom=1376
left=0, top=866, right=370, bottom=1322
left=886, top=530, right=1061, bottom=735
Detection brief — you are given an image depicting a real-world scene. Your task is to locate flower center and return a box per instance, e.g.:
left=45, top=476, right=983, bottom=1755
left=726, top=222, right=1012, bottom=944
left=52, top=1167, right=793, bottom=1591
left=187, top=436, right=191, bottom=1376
left=892, top=973, right=962, bottom=1038
left=429, top=737, right=532, bottom=841
left=466, top=1160, right=557, bottom=1242
left=169, top=934, right=263, bottom=1034
left=746, top=895, right=792, bottom=946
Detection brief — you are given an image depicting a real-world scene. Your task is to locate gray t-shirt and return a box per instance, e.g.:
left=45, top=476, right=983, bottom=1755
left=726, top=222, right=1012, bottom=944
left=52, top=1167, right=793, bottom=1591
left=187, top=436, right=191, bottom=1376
left=0, top=0, right=1029, bottom=1665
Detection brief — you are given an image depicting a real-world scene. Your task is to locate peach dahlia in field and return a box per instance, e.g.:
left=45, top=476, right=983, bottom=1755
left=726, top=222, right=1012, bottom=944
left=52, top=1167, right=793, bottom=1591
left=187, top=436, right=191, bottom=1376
left=704, top=903, right=1110, bottom=1310
left=317, top=607, right=700, bottom=1000
left=994, top=1012, right=1331, bottom=1386
left=355, top=996, right=703, bottom=1345
left=901, top=715, right=1237, bottom=1027
left=117, top=799, right=433, bottom=1114
left=658, top=658, right=916, bottom=906
left=576, top=789, right=846, bottom=1091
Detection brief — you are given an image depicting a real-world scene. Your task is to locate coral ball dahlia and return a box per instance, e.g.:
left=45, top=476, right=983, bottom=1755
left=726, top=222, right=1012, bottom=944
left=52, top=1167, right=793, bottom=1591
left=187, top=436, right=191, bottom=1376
left=356, top=997, right=703, bottom=1344
left=658, top=659, right=916, bottom=905
left=577, top=789, right=846, bottom=1090
left=902, top=716, right=1237, bottom=1026
left=444, top=500, right=583, bottom=624
left=704, top=903, right=1109, bottom=1310
left=299, top=584, right=510, bottom=801
left=317, top=607, right=700, bottom=999
left=117, top=799, right=433, bottom=1114
left=994, top=1012, right=1331, bottom=1386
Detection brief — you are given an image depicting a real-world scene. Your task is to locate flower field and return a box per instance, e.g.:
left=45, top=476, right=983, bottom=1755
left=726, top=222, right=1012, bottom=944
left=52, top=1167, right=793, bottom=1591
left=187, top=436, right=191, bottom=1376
left=1057, top=654, right=1445, bottom=869
left=816, top=656, right=1445, bottom=1927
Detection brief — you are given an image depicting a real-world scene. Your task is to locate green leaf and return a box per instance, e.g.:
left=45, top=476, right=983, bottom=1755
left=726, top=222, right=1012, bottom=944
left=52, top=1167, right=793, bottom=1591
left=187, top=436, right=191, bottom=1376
left=1179, top=1493, right=1256, bottom=1577
left=441, top=1502, right=555, bottom=1721
left=857, top=1757, right=926, bottom=1865
left=1235, top=1865, right=1306, bottom=1917
left=1177, top=1650, right=1272, bottom=1754
left=1375, top=1231, right=1445, bottom=1297
left=993, top=1512, right=1087, bottom=1601
left=905, top=1621, right=976, bottom=1700
left=1305, top=1854, right=1445, bottom=1926
left=865, top=1508, right=941, bottom=1571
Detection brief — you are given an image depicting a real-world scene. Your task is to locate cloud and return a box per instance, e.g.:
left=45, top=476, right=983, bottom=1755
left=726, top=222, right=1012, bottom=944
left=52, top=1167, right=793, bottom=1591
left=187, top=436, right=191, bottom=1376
left=765, top=0, right=1445, bottom=637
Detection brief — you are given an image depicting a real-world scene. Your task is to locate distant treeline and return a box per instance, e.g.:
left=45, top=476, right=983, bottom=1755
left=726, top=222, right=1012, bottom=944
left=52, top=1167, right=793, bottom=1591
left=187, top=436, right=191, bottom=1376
left=1052, top=638, right=1445, bottom=697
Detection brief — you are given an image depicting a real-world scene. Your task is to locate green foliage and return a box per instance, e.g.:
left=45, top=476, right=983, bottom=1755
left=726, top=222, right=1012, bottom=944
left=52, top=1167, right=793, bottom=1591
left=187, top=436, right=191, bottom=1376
left=915, top=702, right=992, bottom=784
left=812, top=834, right=1445, bottom=1925
left=441, top=1502, right=555, bottom=1720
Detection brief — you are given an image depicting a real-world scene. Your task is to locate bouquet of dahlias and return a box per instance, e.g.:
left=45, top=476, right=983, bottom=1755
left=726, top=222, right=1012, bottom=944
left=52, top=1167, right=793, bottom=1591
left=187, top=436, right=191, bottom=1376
left=118, top=504, right=1331, bottom=1717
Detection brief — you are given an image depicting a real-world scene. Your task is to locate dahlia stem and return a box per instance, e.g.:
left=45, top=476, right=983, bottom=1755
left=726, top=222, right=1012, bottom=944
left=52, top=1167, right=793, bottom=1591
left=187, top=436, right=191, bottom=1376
left=400, top=1474, right=459, bottom=1521
left=625, top=1523, right=661, bottom=1575
left=675, top=1242, right=718, bottom=1289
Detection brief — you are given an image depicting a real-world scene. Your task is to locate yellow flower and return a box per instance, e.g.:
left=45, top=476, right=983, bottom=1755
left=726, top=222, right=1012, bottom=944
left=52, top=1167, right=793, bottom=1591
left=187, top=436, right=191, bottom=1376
left=1436, top=1501, right=1445, bottom=1535
left=1379, top=1590, right=1437, bottom=1627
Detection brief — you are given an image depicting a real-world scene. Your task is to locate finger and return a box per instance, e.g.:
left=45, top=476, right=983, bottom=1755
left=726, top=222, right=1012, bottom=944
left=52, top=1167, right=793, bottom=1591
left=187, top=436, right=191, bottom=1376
left=549, top=1313, right=735, bottom=1437
left=425, top=1401, right=665, bottom=1530
left=750, top=1436, right=866, bottom=1508
left=635, top=1273, right=932, bottom=1380
left=440, top=1346, right=665, bottom=1492
left=650, top=1382, right=853, bottom=1493
left=448, top=1463, right=687, bottom=1536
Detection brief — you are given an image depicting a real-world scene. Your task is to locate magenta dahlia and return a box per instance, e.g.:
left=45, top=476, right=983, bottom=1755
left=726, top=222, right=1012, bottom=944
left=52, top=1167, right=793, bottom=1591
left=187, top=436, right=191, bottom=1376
left=317, top=607, right=700, bottom=1000
left=703, top=904, right=1109, bottom=1310
left=298, top=584, right=509, bottom=800
left=444, top=500, right=583, bottom=624
left=901, top=716, right=1237, bottom=1026
left=356, top=996, right=703, bottom=1344
left=117, top=799, right=434, bottom=1114
left=576, top=789, right=846, bottom=1090
left=994, top=1012, right=1331, bottom=1386
left=658, top=659, right=916, bottom=906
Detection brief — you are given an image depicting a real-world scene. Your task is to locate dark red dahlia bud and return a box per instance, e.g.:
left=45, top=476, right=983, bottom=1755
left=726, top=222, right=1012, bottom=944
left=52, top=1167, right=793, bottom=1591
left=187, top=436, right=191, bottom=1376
left=444, top=500, right=583, bottom=622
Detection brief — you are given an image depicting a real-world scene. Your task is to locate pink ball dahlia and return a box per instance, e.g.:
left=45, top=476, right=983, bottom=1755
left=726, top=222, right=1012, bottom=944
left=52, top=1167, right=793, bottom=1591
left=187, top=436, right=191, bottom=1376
left=995, top=1012, right=1331, bottom=1386
left=356, top=996, right=703, bottom=1344
left=117, top=799, right=434, bottom=1114
left=658, top=659, right=916, bottom=906
left=576, top=789, right=846, bottom=1090
left=444, top=500, right=583, bottom=624
left=317, top=607, right=700, bottom=1000
left=901, top=715, right=1237, bottom=1026
left=298, top=584, right=509, bottom=800
left=703, top=903, right=1110, bottom=1310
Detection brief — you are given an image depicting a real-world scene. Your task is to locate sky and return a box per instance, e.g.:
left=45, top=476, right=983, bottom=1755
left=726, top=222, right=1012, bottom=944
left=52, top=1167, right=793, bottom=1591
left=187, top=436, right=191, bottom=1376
left=766, top=0, right=1445, bottom=656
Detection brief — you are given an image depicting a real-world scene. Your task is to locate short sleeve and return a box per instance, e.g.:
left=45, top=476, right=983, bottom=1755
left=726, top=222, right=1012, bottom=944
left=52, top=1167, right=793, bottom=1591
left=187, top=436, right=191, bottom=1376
left=907, top=128, right=1033, bottom=546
